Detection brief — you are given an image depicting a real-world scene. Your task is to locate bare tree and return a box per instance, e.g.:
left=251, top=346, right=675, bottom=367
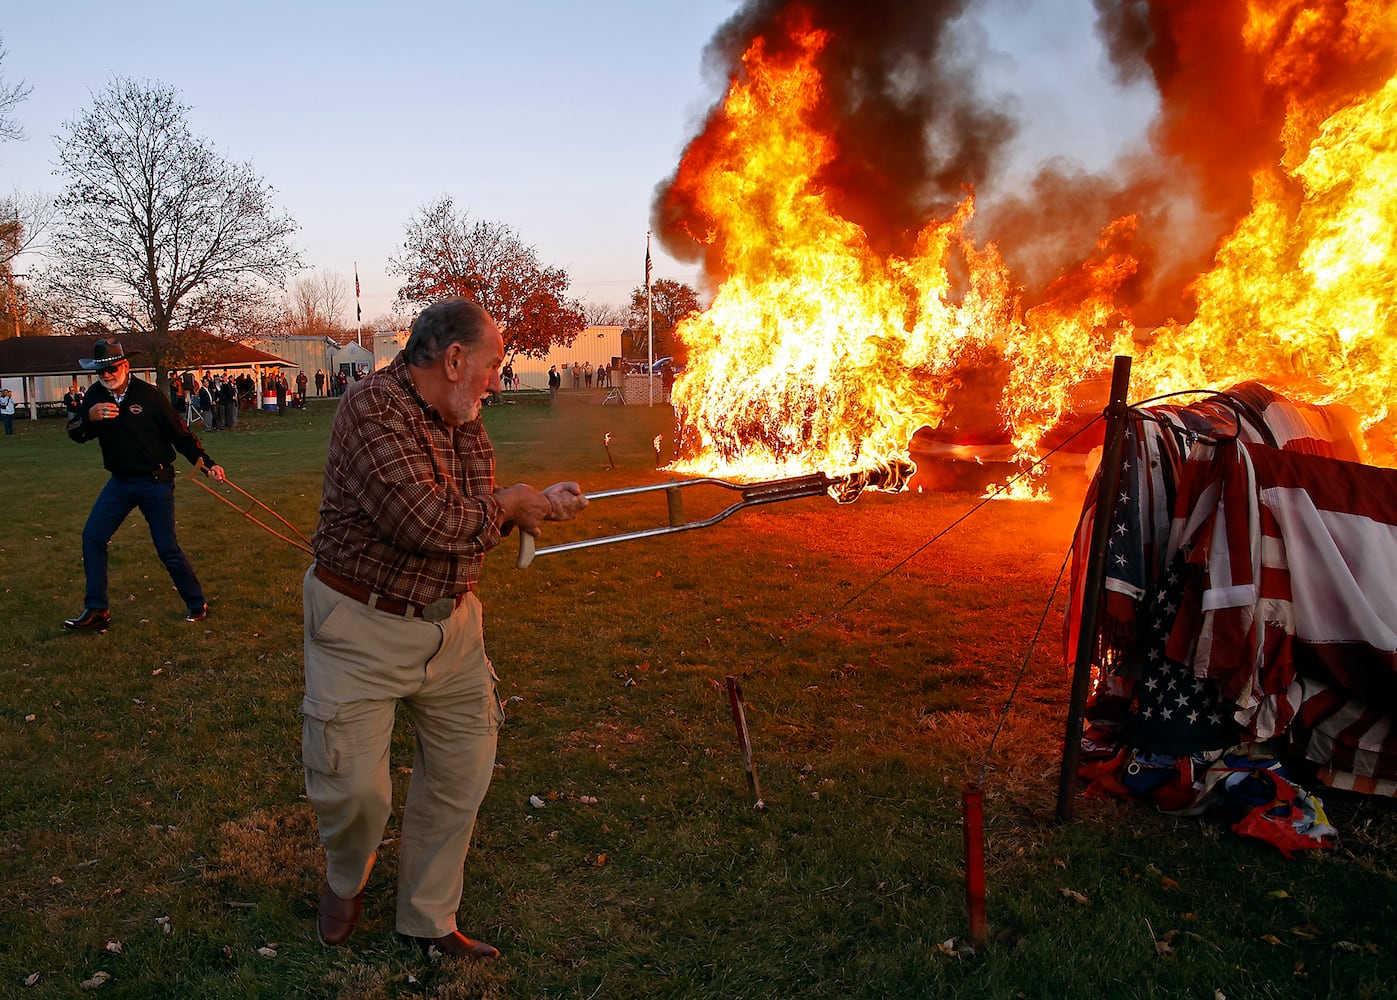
left=0, top=34, right=32, bottom=144
left=285, top=270, right=350, bottom=334
left=389, top=195, right=585, bottom=358
left=366, top=306, right=411, bottom=332
left=0, top=191, right=57, bottom=338
left=1, top=189, right=57, bottom=266
left=41, top=77, right=300, bottom=382
left=581, top=299, right=627, bottom=326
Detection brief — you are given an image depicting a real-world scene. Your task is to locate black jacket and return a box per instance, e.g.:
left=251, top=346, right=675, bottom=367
left=68, top=376, right=214, bottom=477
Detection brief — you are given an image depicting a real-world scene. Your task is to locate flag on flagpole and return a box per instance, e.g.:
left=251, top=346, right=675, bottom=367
left=354, top=263, right=362, bottom=323
left=646, top=232, right=654, bottom=406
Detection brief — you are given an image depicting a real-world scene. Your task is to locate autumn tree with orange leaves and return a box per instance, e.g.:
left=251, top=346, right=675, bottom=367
left=389, top=195, right=586, bottom=360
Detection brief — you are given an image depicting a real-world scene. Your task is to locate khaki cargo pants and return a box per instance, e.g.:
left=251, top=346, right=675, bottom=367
left=301, top=567, right=503, bottom=938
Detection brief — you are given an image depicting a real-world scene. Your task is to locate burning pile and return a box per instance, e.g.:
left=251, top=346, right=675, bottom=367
left=654, top=0, right=1397, bottom=483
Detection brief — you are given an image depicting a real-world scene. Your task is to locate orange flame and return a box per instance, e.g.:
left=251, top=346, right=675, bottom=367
left=666, top=2, right=1397, bottom=484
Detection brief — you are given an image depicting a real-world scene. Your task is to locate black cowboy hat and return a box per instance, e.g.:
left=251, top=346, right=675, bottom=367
left=79, top=339, right=140, bottom=372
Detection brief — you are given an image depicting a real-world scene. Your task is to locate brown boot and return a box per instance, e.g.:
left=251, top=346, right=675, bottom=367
left=401, top=930, right=500, bottom=960
left=316, top=883, right=363, bottom=946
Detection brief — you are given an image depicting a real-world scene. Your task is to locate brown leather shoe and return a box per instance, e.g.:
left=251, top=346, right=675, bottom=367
left=402, top=930, right=500, bottom=960
left=316, top=883, right=363, bottom=946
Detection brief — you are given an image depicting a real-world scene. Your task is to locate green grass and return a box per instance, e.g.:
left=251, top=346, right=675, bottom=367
left=0, top=395, right=1393, bottom=999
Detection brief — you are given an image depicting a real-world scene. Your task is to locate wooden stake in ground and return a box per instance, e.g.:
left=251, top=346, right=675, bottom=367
left=726, top=675, right=764, bottom=808
left=1056, top=354, right=1133, bottom=821
left=962, top=781, right=987, bottom=947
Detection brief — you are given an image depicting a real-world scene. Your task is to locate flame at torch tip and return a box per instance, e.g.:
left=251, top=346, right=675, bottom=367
left=827, top=458, right=916, bottom=503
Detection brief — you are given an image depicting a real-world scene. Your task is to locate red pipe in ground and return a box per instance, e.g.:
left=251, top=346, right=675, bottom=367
left=962, top=781, right=987, bottom=947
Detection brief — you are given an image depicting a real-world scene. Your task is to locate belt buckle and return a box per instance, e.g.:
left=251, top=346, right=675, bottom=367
left=421, top=596, right=456, bottom=623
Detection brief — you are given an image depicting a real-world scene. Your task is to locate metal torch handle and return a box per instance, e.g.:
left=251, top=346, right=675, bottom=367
left=514, top=474, right=834, bottom=570
left=518, top=530, right=538, bottom=569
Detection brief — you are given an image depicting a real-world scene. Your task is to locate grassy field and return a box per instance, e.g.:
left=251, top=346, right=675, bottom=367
left=0, top=392, right=1394, bottom=999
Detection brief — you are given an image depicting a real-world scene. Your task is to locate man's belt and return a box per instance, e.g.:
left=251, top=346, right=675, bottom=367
left=313, top=563, right=466, bottom=622
left=115, top=464, right=175, bottom=483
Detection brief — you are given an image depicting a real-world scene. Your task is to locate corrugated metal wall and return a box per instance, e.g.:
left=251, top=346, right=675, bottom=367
left=511, top=326, right=624, bottom=389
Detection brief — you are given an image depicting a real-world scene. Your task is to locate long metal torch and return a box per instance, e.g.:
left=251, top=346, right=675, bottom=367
left=516, top=462, right=913, bottom=569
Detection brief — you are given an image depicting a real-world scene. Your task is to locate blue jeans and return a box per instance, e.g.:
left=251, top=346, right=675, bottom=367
left=82, top=475, right=205, bottom=612
left=1, top=412, right=12, bottom=435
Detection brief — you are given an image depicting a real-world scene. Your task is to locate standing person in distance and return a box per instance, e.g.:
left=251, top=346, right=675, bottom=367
left=303, top=297, right=587, bottom=959
left=63, top=340, right=226, bottom=631
left=65, top=381, right=85, bottom=420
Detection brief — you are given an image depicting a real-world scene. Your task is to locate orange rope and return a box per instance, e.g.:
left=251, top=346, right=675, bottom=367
left=185, top=460, right=313, bottom=554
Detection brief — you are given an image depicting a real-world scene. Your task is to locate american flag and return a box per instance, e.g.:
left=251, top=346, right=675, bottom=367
left=1130, top=547, right=1238, bottom=754
left=355, top=264, right=362, bottom=322
left=1165, top=440, right=1397, bottom=785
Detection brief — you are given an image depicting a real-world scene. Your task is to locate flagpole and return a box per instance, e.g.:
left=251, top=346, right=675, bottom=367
left=354, top=262, right=362, bottom=349
left=646, top=232, right=654, bottom=407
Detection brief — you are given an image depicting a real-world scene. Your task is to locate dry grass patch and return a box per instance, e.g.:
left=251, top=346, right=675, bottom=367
left=206, top=804, right=323, bottom=894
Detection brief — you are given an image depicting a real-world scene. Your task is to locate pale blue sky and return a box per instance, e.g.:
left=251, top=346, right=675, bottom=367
left=1, top=0, right=1153, bottom=325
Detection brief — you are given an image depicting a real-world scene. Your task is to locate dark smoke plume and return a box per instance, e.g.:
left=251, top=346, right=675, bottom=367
left=654, top=0, right=1017, bottom=269
left=653, top=0, right=1396, bottom=328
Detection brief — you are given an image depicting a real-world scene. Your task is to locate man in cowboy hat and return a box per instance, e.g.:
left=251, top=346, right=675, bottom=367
left=63, top=338, right=227, bottom=632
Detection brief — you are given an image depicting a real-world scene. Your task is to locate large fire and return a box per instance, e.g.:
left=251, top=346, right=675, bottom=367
left=661, top=1, right=1397, bottom=484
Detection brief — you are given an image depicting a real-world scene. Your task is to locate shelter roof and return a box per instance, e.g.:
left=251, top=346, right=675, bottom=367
left=0, top=333, right=295, bottom=378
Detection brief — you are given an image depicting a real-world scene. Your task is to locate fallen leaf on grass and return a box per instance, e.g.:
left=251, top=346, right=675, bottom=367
left=80, top=971, right=111, bottom=989
left=1266, top=889, right=1291, bottom=900
left=528, top=795, right=546, bottom=809
left=593, top=853, right=607, bottom=867
left=155, top=916, right=171, bottom=934
left=1159, top=877, right=1181, bottom=892
left=935, top=937, right=976, bottom=958
left=1260, top=933, right=1283, bottom=946
left=23, top=972, right=39, bottom=987
left=1058, top=887, right=1091, bottom=906
left=1332, top=940, right=1373, bottom=953
left=256, top=944, right=277, bottom=957
left=104, top=941, right=121, bottom=954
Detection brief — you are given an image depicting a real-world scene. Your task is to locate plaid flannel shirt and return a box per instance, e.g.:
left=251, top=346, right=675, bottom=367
left=312, top=353, right=505, bottom=604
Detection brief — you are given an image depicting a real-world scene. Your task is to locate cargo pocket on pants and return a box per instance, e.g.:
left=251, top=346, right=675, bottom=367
left=301, top=696, right=342, bottom=776
left=487, top=661, right=506, bottom=732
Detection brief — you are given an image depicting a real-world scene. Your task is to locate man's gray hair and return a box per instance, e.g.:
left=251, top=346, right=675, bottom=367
left=404, top=298, right=494, bottom=366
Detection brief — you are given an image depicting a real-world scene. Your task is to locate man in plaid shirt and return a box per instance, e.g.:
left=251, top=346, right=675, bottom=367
left=303, top=297, right=586, bottom=960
